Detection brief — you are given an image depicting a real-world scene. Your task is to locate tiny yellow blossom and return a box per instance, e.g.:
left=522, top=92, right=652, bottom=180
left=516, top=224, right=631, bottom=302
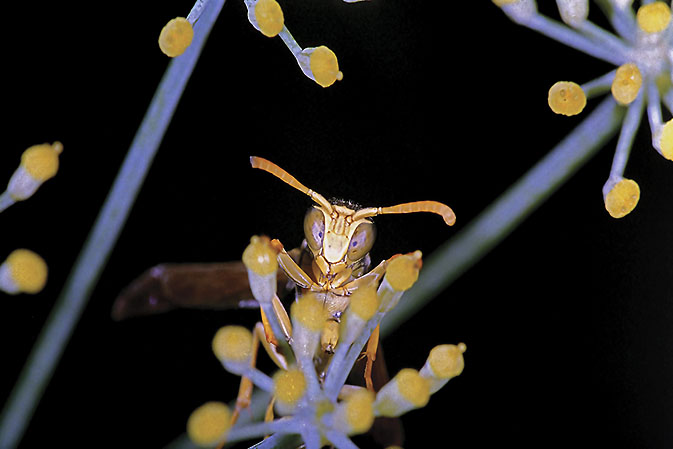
left=604, top=178, right=640, bottom=218
left=374, top=368, right=430, bottom=417
left=159, top=17, right=194, bottom=57
left=309, top=46, right=343, bottom=88
left=242, top=235, right=278, bottom=276
left=348, top=285, right=379, bottom=321
left=336, top=389, right=375, bottom=435
left=7, top=142, right=63, bottom=202
left=611, top=63, right=642, bottom=105
left=0, top=249, right=48, bottom=295
left=657, top=119, right=673, bottom=161
left=386, top=251, right=422, bottom=292
left=548, top=81, right=586, bottom=116
left=212, top=325, right=253, bottom=363
left=254, top=0, right=284, bottom=38
left=187, top=401, right=231, bottom=447
left=274, top=368, right=307, bottom=410
left=291, top=293, right=325, bottom=333
left=636, top=2, right=671, bottom=33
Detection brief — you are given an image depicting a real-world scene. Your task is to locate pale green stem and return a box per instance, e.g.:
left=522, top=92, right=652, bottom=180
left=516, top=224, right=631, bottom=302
left=381, top=96, right=624, bottom=337
left=0, top=1, right=226, bottom=447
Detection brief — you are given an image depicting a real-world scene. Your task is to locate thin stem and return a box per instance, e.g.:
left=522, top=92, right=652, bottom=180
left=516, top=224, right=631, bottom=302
left=581, top=69, right=617, bottom=99
left=577, top=19, right=631, bottom=57
left=646, top=80, right=663, bottom=130
left=0, top=1, right=227, bottom=447
left=380, top=96, right=625, bottom=337
left=187, top=0, right=209, bottom=24
left=227, top=417, right=301, bottom=444
left=608, top=93, right=644, bottom=181
left=0, top=191, right=15, bottom=213
left=526, top=14, right=627, bottom=66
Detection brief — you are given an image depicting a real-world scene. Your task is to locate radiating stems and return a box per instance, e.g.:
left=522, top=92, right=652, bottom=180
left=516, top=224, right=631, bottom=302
left=0, top=1, right=227, bottom=447
left=526, top=14, right=627, bottom=66
left=381, top=96, right=625, bottom=337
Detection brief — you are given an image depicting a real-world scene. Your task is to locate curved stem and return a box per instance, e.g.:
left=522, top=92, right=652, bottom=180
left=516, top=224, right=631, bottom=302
left=0, top=1, right=227, bottom=447
left=381, top=97, right=625, bottom=337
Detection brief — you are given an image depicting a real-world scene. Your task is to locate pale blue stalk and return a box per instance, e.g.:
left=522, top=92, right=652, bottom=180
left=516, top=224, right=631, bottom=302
left=526, top=14, right=627, bottom=65
left=0, top=191, right=14, bottom=213
left=0, top=1, right=226, bottom=447
left=608, top=93, right=644, bottom=181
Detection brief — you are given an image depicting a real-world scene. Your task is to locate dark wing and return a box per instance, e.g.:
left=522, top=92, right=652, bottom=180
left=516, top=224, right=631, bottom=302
left=111, top=261, right=292, bottom=320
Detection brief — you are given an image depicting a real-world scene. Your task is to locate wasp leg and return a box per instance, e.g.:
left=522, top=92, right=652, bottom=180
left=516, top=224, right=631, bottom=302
left=259, top=294, right=293, bottom=347
left=364, top=324, right=380, bottom=391
left=228, top=322, right=288, bottom=442
left=230, top=325, right=262, bottom=427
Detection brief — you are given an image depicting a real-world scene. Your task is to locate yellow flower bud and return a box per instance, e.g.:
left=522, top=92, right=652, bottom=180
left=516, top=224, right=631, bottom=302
left=0, top=249, right=48, bottom=295
left=604, top=178, right=640, bottom=219
left=159, top=17, right=194, bottom=57
left=548, top=81, right=586, bottom=116
left=187, top=402, right=231, bottom=447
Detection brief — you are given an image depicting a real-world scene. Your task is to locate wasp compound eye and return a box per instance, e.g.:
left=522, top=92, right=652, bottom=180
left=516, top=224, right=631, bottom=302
left=304, top=207, right=325, bottom=252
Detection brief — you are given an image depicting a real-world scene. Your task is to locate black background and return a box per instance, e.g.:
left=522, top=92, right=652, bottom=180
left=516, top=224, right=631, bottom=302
left=1, top=1, right=672, bottom=448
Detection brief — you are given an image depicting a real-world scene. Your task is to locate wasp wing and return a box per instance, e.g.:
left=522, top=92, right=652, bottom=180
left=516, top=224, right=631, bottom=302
left=111, top=261, right=292, bottom=320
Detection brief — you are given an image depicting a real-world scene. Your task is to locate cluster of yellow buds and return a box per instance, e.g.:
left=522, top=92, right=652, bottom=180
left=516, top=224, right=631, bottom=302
left=186, top=236, right=465, bottom=448
left=0, top=142, right=61, bottom=295
left=493, top=0, right=672, bottom=218
left=158, top=0, right=348, bottom=87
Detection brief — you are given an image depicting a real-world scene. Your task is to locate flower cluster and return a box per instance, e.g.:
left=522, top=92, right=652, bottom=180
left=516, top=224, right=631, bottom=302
left=186, top=236, right=466, bottom=448
left=158, top=0, right=349, bottom=87
left=493, top=0, right=672, bottom=218
left=0, top=142, right=61, bottom=294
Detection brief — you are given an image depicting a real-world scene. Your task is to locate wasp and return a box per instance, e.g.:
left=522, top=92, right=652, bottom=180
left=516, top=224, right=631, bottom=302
left=112, top=156, right=455, bottom=446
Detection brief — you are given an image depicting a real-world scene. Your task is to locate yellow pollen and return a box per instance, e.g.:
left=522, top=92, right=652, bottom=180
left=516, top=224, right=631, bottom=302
left=242, top=235, right=278, bottom=276
left=428, top=343, right=466, bottom=379
left=211, top=326, right=253, bottom=362
left=21, top=142, right=62, bottom=182
left=611, top=63, right=642, bottom=105
left=386, top=251, right=422, bottom=292
left=309, top=46, right=343, bottom=88
left=159, top=17, right=194, bottom=57
left=291, top=293, right=325, bottom=332
left=348, top=285, right=379, bottom=320
left=547, top=81, right=586, bottom=116
left=255, top=0, right=284, bottom=37
left=605, top=178, right=640, bottom=219
left=344, top=389, right=375, bottom=435
left=6, top=249, right=48, bottom=294
left=395, top=368, right=430, bottom=408
left=274, top=368, right=306, bottom=404
left=659, top=119, right=673, bottom=161
left=187, top=402, right=231, bottom=447
left=636, top=2, right=672, bottom=33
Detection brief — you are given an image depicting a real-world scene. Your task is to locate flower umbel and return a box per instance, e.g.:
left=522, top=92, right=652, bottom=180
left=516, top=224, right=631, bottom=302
left=494, top=0, right=673, bottom=218
left=186, top=237, right=465, bottom=448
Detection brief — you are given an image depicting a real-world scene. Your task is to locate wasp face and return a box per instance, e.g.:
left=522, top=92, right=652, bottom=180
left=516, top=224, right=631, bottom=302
left=303, top=205, right=376, bottom=282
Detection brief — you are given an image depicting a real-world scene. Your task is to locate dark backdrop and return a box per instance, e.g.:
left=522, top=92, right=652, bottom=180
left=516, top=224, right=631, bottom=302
left=1, top=1, right=672, bottom=448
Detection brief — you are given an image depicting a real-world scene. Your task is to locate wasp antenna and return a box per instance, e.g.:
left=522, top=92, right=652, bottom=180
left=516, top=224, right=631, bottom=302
left=250, top=156, right=333, bottom=212
left=378, top=201, right=456, bottom=226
